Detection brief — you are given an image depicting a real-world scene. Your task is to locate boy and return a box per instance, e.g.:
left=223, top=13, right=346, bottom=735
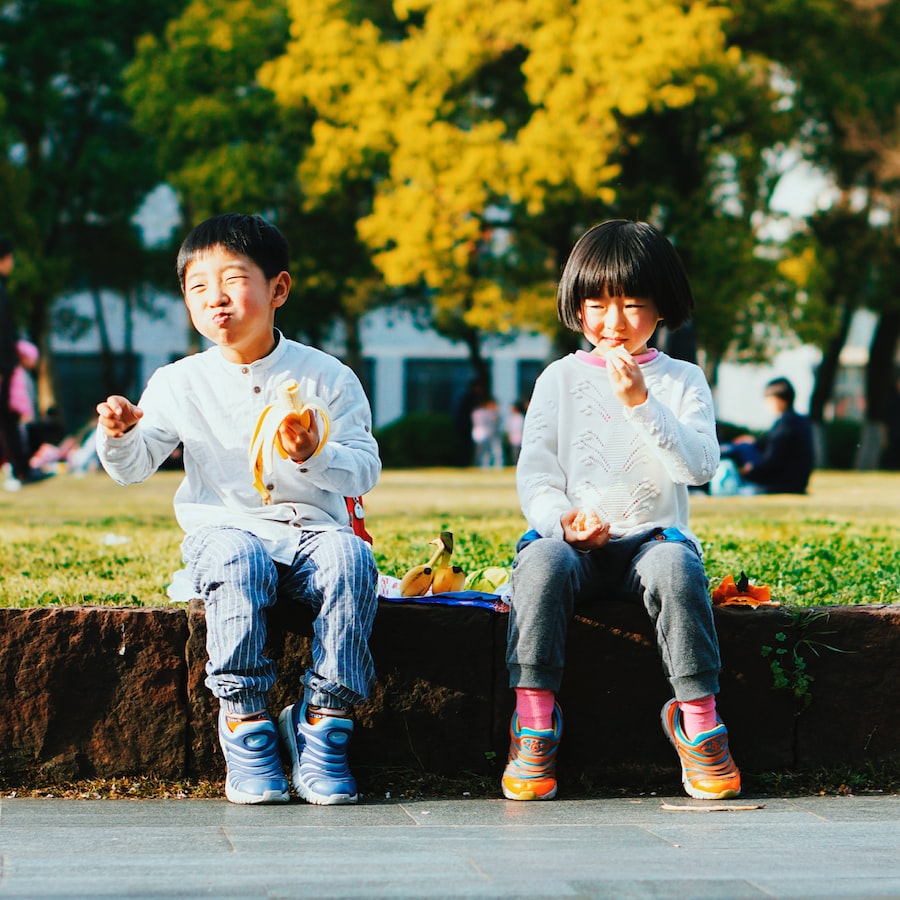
left=97, top=214, right=381, bottom=805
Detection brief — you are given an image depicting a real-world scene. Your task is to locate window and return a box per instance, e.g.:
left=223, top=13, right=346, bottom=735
left=404, top=359, right=476, bottom=417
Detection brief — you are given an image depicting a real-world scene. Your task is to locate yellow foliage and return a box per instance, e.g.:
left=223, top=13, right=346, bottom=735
left=262, top=0, right=740, bottom=334
left=777, top=247, right=819, bottom=289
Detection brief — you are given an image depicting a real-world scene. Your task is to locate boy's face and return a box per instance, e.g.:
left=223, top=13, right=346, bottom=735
left=579, top=292, right=662, bottom=358
left=182, top=246, right=290, bottom=364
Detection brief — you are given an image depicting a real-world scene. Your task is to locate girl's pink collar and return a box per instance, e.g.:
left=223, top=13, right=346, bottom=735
left=575, top=348, right=660, bottom=367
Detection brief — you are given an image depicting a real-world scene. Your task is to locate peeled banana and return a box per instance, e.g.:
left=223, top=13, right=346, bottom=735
left=249, top=379, right=330, bottom=505
left=400, top=531, right=466, bottom=597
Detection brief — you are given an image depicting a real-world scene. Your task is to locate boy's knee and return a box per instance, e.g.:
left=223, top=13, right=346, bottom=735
left=187, top=526, right=272, bottom=576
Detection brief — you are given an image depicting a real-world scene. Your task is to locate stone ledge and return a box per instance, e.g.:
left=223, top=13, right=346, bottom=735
left=0, top=602, right=897, bottom=785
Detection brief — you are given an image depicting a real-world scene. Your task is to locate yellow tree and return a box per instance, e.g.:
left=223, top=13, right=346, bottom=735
left=261, top=0, right=746, bottom=376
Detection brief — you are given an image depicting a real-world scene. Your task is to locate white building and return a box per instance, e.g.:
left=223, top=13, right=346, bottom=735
left=47, top=288, right=550, bottom=436
left=51, top=282, right=876, bottom=442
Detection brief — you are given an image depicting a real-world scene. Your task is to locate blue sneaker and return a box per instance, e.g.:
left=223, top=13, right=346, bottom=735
left=278, top=702, right=358, bottom=805
left=218, top=710, right=290, bottom=805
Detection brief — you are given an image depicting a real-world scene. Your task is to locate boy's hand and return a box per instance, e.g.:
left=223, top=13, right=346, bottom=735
left=561, top=508, right=611, bottom=550
left=605, top=346, right=648, bottom=407
left=277, top=411, right=320, bottom=463
left=96, top=395, right=143, bottom=438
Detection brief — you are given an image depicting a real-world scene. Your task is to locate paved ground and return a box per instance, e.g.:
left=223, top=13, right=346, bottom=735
left=1, top=794, right=898, bottom=898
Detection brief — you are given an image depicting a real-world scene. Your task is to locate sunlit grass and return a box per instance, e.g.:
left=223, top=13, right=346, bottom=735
left=2, top=468, right=899, bottom=607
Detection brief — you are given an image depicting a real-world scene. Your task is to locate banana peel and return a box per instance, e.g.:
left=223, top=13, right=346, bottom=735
left=249, top=379, right=330, bottom=505
left=464, top=566, right=510, bottom=593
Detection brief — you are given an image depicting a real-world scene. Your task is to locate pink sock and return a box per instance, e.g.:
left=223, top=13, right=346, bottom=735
left=679, top=695, right=718, bottom=740
left=515, top=688, right=555, bottom=731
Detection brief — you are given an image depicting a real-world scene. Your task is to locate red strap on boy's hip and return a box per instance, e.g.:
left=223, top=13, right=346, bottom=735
left=345, top=496, right=373, bottom=544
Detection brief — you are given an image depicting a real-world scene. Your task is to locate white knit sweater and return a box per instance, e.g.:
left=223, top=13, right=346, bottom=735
left=516, top=350, right=719, bottom=548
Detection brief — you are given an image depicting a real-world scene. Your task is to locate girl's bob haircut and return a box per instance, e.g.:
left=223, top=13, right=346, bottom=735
left=557, top=220, right=694, bottom=333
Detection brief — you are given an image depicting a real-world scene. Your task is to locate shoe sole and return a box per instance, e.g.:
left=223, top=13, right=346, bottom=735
left=501, top=783, right=557, bottom=801
left=278, top=705, right=358, bottom=806
left=660, top=701, right=740, bottom=801
left=224, top=782, right=290, bottom=805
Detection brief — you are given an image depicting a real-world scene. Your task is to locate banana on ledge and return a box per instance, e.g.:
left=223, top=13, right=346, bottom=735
left=400, top=531, right=466, bottom=597
left=249, top=379, right=330, bottom=505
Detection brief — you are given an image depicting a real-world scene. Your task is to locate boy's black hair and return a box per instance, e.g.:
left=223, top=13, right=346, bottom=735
left=0, top=234, right=12, bottom=259
left=557, top=219, right=694, bottom=332
left=764, top=377, right=795, bottom=408
left=176, top=214, right=289, bottom=289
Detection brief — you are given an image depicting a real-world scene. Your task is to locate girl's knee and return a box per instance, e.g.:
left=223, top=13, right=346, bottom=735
left=636, top=541, right=705, bottom=590
left=514, top=537, right=579, bottom=581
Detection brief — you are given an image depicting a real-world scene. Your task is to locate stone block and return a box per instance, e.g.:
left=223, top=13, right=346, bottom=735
left=2, top=599, right=898, bottom=787
left=185, top=599, right=504, bottom=778
left=0, top=607, right=188, bottom=782
left=793, top=605, right=900, bottom=768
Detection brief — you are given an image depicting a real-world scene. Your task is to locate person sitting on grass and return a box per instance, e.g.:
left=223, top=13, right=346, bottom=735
left=96, top=213, right=380, bottom=806
left=737, top=377, right=814, bottom=494
left=503, top=219, right=741, bottom=803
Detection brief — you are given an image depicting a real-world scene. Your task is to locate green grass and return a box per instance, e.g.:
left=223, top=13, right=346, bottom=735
left=2, top=467, right=899, bottom=607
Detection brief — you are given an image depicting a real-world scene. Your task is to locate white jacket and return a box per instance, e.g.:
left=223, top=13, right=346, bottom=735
left=97, top=332, right=380, bottom=564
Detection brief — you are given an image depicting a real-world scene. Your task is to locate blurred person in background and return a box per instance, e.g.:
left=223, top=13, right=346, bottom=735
left=0, top=235, right=36, bottom=491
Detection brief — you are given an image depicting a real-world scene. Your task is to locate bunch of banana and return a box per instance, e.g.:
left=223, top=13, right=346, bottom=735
left=399, top=531, right=466, bottom=597
left=249, top=379, right=330, bottom=505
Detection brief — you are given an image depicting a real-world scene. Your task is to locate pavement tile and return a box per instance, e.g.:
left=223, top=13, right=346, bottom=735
left=0, top=795, right=898, bottom=899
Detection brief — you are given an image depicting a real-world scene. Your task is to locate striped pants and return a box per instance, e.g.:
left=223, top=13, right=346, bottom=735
left=182, top=525, right=378, bottom=715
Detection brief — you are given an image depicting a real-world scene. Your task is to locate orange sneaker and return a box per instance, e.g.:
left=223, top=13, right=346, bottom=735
left=501, top=704, right=562, bottom=801
left=661, top=699, right=741, bottom=800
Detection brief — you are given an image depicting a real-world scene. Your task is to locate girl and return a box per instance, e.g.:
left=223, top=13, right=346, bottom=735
left=503, top=219, right=740, bottom=801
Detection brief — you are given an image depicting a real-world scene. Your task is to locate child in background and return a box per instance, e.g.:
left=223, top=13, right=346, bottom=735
left=97, top=214, right=381, bottom=806
left=505, top=401, right=525, bottom=465
left=503, top=219, right=740, bottom=801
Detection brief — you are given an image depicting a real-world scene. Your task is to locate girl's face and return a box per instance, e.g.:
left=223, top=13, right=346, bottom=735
left=579, top=292, right=662, bottom=358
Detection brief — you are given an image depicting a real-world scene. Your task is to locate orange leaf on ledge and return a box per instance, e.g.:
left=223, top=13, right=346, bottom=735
left=711, top=572, right=779, bottom=608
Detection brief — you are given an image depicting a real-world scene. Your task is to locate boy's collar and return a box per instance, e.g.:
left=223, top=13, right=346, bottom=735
left=216, top=329, right=287, bottom=371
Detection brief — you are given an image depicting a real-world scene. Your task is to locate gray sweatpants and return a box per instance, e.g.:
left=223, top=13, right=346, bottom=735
left=506, top=529, right=721, bottom=702
left=182, top=525, right=378, bottom=716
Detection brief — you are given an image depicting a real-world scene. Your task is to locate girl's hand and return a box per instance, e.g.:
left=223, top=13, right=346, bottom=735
left=96, top=395, right=143, bottom=438
left=605, top=346, right=648, bottom=407
left=561, top=508, right=611, bottom=550
left=278, top=411, right=321, bottom=463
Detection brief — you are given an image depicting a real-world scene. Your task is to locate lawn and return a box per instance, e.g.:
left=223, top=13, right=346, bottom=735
left=1, top=467, right=899, bottom=607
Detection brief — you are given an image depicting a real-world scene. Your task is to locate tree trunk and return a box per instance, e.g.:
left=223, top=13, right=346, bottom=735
left=855, top=308, right=900, bottom=469
left=808, top=299, right=855, bottom=468
left=809, top=299, right=854, bottom=424
left=91, top=285, right=119, bottom=394
left=460, top=325, right=490, bottom=393
left=341, top=309, right=367, bottom=390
